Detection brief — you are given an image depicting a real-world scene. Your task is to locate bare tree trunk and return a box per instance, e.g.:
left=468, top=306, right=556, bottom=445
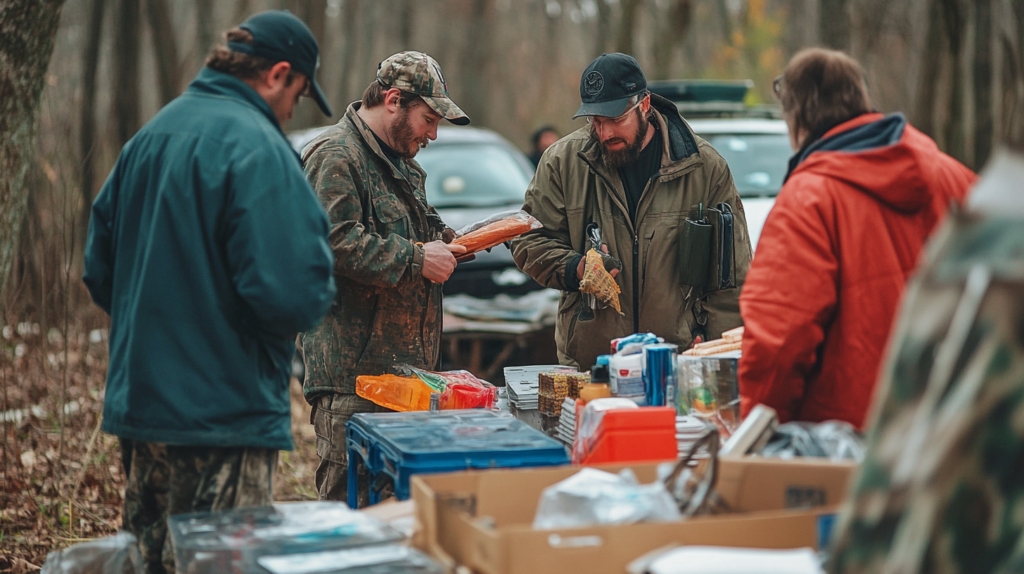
left=336, top=0, right=361, bottom=109
left=594, top=0, right=611, bottom=57
left=147, top=0, right=181, bottom=106
left=915, top=0, right=946, bottom=139
left=79, top=0, right=106, bottom=247
left=940, top=0, right=967, bottom=163
left=651, top=0, right=692, bottom=79
left=462, top=0, right=496, bottom=127
left=196, top=0, right=214, bottom=63
left=113, top=0, right=142, bottom=147
left=397, top=0, right=413, bottom=47
left=973, top=0, right=993, bottom=168
left=615, top=0, right=645, bottom=55
left=0, top=0, right=65, bottom=298
left=820, top=0, right=850, bottom=51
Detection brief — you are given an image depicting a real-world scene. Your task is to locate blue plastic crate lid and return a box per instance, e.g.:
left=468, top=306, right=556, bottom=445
left=348, top=410, right=568, bottom=462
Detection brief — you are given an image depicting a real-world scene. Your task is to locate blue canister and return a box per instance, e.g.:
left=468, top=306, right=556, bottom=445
left=642, top=343, right=678, bottom=407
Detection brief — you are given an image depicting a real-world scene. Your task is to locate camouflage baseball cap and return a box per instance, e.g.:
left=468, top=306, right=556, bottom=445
left=376, top=51, right=470, bottom=125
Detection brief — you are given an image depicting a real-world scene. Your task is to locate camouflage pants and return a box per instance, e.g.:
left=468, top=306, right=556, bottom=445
left=312, top=393, right=393, bottom=507
left=119, top=439, right=277, bottom=574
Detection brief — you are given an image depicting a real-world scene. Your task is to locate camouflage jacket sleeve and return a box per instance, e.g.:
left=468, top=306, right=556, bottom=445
left=306, top=148, right=424, bottom=288
left=511, top=151, right=578, bottom=291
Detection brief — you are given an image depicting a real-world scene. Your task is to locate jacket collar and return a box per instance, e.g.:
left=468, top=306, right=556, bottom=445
left=187, top=68, right=285, bottom=135
left=343, top=101, right=425, bottom=186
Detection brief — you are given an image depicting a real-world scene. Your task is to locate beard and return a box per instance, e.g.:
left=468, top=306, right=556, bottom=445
left=593, top=109, right=649, bottom=169
left=387, top=108, right=430, bottom=159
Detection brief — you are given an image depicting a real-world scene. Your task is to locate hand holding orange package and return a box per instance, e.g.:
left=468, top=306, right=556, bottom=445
left=451, top=210, right=542, bottom=255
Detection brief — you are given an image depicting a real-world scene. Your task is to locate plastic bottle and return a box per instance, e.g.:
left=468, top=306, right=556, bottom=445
left=580, top=364, right=612, bottom=403
left=608, top=351, right=646, bottom=406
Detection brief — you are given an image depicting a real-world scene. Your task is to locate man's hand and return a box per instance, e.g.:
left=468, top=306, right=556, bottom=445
left=577, top=244, right=620, bottom=280
left=422, top=241, right=468, bottom=283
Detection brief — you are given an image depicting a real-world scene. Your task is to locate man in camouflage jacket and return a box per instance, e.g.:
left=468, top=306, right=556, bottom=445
left=300, top=51, right=470, bottom=504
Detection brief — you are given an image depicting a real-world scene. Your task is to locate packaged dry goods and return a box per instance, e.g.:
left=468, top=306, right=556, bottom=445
left=452, top=210, right=542, bottom=255
left=580, top=248, right=623, bottom=313
left=358, top=367, right=498, bottom=412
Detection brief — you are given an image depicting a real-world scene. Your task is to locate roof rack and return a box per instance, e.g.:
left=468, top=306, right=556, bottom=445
left=647, top=79, right=782, bottom=119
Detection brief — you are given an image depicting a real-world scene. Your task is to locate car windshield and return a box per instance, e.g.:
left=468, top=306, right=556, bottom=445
left=416, top=143, right=532, bottom=208
left=700, top=133, right=791, bottom=198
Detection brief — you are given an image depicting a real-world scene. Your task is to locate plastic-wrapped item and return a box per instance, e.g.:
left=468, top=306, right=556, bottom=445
left=452, top=210, right=542, bottom=255
left=760, top=421, right=865, bottom=462
left=397, top=365, right=498, bottom=410
left=571, top=397, right=638, bottom=463
left=41, top=531, right=140, bottom=574
left=627, top=546, right=823, bottom=574
left=255, top=545, right=444, bottom=574
left=168, top=502, right=403, bottom=574
left=676, top=355, right=741, bottom=438
left=533, top=467, right=681, bottom=530
left=580, top=248, right=623, bottom=314
left=356, top=374, right=436, bottom=412
left=611, top=333, right=663, bottom=353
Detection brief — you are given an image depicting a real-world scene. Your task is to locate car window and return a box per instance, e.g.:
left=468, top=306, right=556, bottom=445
left=416, top=143, right=532, bottom=208
left=700, top=134, right=791, bottom=198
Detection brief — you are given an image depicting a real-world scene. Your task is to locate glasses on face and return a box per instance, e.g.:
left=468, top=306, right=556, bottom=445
left=586, top=99, right=643, bottom=127
left=772, top=75, right=783, bottom=98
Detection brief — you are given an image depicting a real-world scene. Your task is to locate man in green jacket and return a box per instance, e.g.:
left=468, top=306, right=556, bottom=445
left=83, top=12, right=335, bottom=574
left=300, top=51, right=469, bottom=505
left=512, top=53, right=752, bottom=370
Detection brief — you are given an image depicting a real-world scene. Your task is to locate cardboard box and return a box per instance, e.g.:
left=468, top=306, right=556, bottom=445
left=412, top=456, right=854, bottom=574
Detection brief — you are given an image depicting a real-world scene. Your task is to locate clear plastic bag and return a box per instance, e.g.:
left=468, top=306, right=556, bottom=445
left=168, top=502, right=403, bottom=574
left=760, top=421, right=865, bottom=462
left=397, top=365, right=498, bottom=410
left=533, top=467, right=681, bottom=530
left=41, top=532, right=141, bottom=574
left=452, top=210, right=542, bottom=255
left=255, top=545, right=444, bottom=574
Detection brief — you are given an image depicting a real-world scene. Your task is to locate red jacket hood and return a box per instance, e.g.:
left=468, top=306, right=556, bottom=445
left=789, top=113, right=935, bottom=213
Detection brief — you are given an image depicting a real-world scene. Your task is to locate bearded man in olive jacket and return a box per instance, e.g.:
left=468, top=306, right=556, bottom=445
left=512, top=53, right=752, bottom=369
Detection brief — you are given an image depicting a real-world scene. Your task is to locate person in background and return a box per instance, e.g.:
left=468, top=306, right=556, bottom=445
left=299, top=51, right=469, bottom=506
left=528, top=125, right=560, bottom=167
left=82, top=12, right=336, bottom=574
left=512, top=53, right=751, bottom=370
left=738, top=48, right=975, bottom=430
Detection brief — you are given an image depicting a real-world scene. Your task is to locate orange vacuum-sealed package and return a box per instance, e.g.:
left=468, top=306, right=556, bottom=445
left=451, top=210, right=542, bottom=255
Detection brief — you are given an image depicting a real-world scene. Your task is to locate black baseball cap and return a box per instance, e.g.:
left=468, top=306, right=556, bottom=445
left=231, top=11, right=332, bottom=117
left=573, top=53, right=648, bottom=119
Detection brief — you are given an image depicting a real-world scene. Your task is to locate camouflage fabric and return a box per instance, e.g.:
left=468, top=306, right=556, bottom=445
left=828, top=215, right=1024, bottom=574
left=120, top=439, right=276, bottom=574
left=312, top=393, right=393, bottom=506
left=376, top=51, right=469, bottom=125
left=300, top=101, right=449, bottom=400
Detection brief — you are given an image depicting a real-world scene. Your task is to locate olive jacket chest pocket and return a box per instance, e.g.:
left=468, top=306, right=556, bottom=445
left=370, top=193, right=412, bottom=239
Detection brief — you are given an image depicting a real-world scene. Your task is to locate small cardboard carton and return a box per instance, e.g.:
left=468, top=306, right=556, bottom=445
left=411, top=456, right=854, bottom=574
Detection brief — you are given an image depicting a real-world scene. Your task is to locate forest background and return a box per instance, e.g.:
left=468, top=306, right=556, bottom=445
left=1, top=0, right=1023, bottom=569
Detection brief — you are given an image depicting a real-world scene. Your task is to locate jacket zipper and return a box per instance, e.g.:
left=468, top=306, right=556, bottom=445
left=632, top=235, right=639, bottom=334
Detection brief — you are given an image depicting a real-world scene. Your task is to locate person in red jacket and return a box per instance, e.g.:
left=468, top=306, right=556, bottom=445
left=738, top=48, right=976, bottom=430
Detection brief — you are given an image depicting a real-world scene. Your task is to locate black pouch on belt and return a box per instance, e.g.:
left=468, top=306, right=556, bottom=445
left=707, top=202, right=736, bottom=291
left=678, top=206, right=712, bottom=288
left=680, top=202, right=736, bottom=292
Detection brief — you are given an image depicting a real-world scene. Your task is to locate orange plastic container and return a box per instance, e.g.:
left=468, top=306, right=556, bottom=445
left=355, top=374, right=436, bottom=412
left=579, top=406, right=677, bottom=465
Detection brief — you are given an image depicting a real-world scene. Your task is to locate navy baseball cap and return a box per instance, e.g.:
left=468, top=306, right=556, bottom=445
left=231, top=11, right=332, bottom=117
left=573, top=53, right=648, bottom=119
